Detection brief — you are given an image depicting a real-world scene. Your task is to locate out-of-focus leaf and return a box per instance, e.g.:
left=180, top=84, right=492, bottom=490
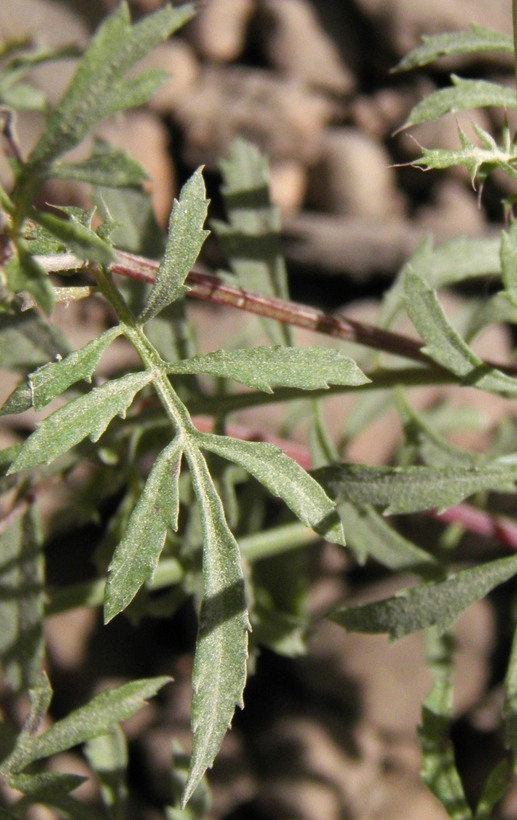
left=139, top=168, right=209, bottom=323
left=25, top=2, right=195, bottom=169
left=418, top=630, right=471, bottom=818
left=0, top=310, right=69, bottom=372
left=0, top=508, right=44, bottom=693
left=215, top=137, right=291, bottom=344
left=501, top=218, right=517, bottom=308
left=315, top=460, right=517, bottom=515
left=49, top=150, right=148, bottom=188
left=336, top=500, right=439, bottom=576
left=85, top=727, right=128, bottom=819
left=8, top=370, right=152, bottom=474
left=31, top=209, right=114, bottom=265
left=5, top=243, right=54, bottom=314
left=393, top=25, right=513, bottom=72
left=329, top=553, right=517, bottom=639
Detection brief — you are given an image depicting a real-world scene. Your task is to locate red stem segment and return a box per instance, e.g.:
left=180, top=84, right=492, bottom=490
left=112, top=250, right=517, bottom=376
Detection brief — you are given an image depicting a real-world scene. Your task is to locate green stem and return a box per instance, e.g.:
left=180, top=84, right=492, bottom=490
left=46, top=523, right=320, bottom=615
left=188, top=367, right=458, bottom=416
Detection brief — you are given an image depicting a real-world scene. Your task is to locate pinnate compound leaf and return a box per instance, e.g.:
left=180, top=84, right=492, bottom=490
left=400, top=76, right=517, bottom=130
left=139, top=168, right=209, bottom=323
left=0, top=507, right=44, bottom=693
left=393, top=25, right=513, bottom=72
left=501, top=219, right=517, bottom=308
left=168, top=346, right=369, bottom=392
left=18, top=677, right=170, bottom=768
left=27, top=2, right=195, bottom=168
left=314, top=461, right=517, bottom=515
left=7, top=370, right=152, bottom=474
left=49, top=149, right=148, bottom=189
left=104, top=437, right=183, bottom=622
left=405, top=268, right=517, bottom=397
left=31, top=209, right=114, bottom=265
left=329, top=553, right=517, bottom=639
left=199, top=433, right=346, bottom=546
left=183, top=448, right=249, bottom=805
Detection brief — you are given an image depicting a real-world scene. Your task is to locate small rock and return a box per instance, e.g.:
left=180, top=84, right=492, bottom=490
left=257, top=0, right=355, bottom=94
left=269, top=158, right=307, bottom=218
left=307, top=127, right=405, bottom=218
left=174, top=66, right=333, bottom=168
left=187, top=0, right=255, bottom=63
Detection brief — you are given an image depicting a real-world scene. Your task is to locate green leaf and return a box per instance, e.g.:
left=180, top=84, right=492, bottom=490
left=314, top=461, right=517, bottom=515
left=411, top=125, right=517, bottom=185
left=396, top=390, right=484, bottom=468
left=94, top=185, right=164, bottom=258
left=26, top=2, right=196, bottom=168
left=84, top=727, right=128, bottom=819
left=329, top=553, right=517, bottom=639
left=168, top=740, right=212, bottom=819
left=0, top=508, right=44, bottom=693
left=418, top=630, right=472, bottom=819
left=8, top=370, right=152, bottom=474
left=19, top=677, right=171, bottom=768
left=31, top=209, right=114, bottom=265
left=1, top=672, right=52, bottom=775
left=475, top=760, right=512, bottom=819
left=0, top=326, right=123, bottom=419
left=199, top=433, right=346, bottom=545
left=336, top=500, right=439, bottom=576
left=5, top=243, right=55, bottom=314
left=215, top=137, right=291, bottom=344
left=0, top=310, right=69, bottom=372
left=501, top=219, right=517, bottom=308
left=28, top=326, right=122, bottom=410
left=6, top=771, right=86, bottom=799
left=400, top=76, right=517, bottom=129
left=183, top=447, right=249, bottom=806
left=393, top=25, right=513, bottom=72
left=139, top=168, right=210, bottom=323
left=168, top=346, right=369, bottom=392
left=104, top=437, right=183, bottom=622
left=49, top=149, right=148, bottom=189
left=405, top=267, right=517, bottom=397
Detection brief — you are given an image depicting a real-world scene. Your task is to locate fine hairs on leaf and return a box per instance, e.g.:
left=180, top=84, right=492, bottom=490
left=1, top=1, right=517, bottom=816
